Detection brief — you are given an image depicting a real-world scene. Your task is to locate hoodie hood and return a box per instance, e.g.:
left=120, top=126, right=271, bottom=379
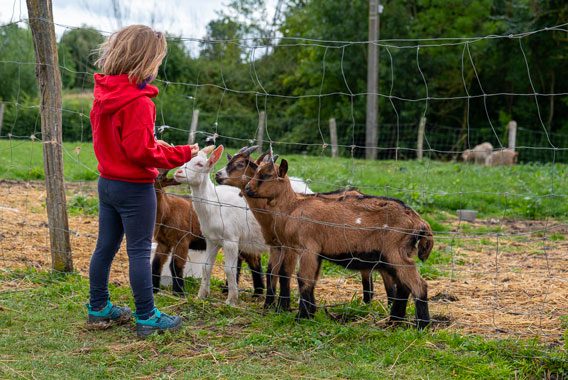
left=93, top=73, right=159, bottom=114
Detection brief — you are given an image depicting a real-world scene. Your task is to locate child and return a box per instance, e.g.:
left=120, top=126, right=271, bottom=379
left=87, top=25, right=198, bottom=338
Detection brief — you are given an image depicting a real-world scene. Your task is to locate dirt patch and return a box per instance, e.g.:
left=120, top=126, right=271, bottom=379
left=1, top=181, right=567, bottom=342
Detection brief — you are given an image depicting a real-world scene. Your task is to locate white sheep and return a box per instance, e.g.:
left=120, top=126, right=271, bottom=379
left=462, top=142, right=493, bottom=165
left=485, top=148, right=518, bottom=166
left=173, top=145, right=269, bottom=305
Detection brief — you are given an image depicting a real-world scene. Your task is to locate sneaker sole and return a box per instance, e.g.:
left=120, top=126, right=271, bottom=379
left=136, top=320, right=182, bottom=339
left=87, top=312, right=132, bottom=330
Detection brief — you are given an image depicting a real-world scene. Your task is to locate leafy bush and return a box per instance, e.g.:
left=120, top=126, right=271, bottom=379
left=3, top=93, right=92, bottom=141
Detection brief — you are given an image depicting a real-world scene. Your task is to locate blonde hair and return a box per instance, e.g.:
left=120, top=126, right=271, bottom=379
left=95, top=25, right=167, bottom=84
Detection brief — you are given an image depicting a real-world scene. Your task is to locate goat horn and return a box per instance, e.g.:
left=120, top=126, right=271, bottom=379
left=237, top=146, right=249, bottom=154
left=241, top=145, right=259, bottom=156
left=262, top=151, right=272, bottom=163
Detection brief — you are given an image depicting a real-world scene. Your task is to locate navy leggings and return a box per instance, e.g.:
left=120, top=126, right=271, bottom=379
left=89, top=177, right=156, bottom=319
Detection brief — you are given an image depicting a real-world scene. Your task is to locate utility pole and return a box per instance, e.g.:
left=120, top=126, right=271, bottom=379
left=365, top=0, right=382, bottom=160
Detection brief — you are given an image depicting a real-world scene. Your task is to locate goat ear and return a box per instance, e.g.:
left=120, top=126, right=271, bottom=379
left=278, top=159, right=288, bottom=178
left=201, top=145, right=215, bottom=155
left=208, top=145, right=224, bottom=166
left=226, top=153, right=233, bottom=161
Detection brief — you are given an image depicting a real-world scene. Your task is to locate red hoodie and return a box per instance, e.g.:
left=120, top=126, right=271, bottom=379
left=90, top=73, right=193, bottom=183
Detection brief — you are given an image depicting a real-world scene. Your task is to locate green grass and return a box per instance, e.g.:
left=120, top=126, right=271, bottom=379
left=0, top=139, right=99, bottom=181
left=67, top=194, right=99, bottom=216
left=1, top=140, right=566, bottom=219
left=0, top=270, right=566, bottom=379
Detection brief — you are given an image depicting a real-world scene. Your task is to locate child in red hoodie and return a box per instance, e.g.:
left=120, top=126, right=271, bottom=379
left=87, top=25, right=197, bottom=337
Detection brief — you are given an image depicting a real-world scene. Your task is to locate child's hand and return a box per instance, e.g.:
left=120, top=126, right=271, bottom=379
left=157, top=139, right=173, bottom=147
left=190, top=144, right=200, bottom=158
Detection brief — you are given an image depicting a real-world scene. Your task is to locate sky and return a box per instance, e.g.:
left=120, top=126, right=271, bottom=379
left=0, top=0, right=264, bottom=39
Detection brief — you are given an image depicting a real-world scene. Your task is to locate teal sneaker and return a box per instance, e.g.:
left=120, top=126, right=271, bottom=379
left=86, top=300, right=132, bottom=328
left=135, top=308, right=182, bottom=338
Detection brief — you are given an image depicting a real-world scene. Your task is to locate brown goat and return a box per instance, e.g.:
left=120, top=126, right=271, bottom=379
left=215, top=147, right=397, bottom=310
left=153, top=169, right=264, bottom=296
left=243, top=159, right=433, bottom=328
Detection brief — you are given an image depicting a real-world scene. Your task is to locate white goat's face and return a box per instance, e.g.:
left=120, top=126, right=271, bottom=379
left=174, top=145, right=224, bottom=186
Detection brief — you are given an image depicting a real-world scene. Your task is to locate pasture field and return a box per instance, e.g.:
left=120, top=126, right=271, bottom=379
left=0, top=140, right=567, bottom=378
left=1, top=140, right=567, bottom=219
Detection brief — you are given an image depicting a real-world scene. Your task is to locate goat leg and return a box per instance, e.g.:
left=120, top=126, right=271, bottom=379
left=295, top=252, right=321, bottom=320
left=277, top=249, right=296, bottom=312
left=222, top=255, right=242, bottom=294
left=170, top=245, right=188, bottom=296
left=391, top=265, right=430, bottom=329
left=361, top=269, right=374, bottom=304
left=198, top=241, right=219, bottom=299
left=389, top=282, right=410, bottom=323
left=264, top=247, right=283, bottom=309
left=245, top=254, right=265, bottom=297
left=379, top=270, right=397, bottom=307
left=151, top=242, right=170, bottom=293
left=223, top=242, right=240, bottom=306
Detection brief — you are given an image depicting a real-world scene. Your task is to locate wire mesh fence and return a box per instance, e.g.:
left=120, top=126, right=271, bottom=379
left=0, top=12, right=567, bottom=352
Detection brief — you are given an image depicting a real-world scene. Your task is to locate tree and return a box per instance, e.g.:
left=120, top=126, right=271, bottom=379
left=58, top=26, right=104, bottom=88
left=0, top=24, right=37, bottom=101
left=200, top=17, right=243, bottom=64
left=57, top=42, right=77, bottom=89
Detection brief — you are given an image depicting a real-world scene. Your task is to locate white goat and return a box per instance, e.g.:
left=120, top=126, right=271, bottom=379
left=174, top=145, right=268, bottom=305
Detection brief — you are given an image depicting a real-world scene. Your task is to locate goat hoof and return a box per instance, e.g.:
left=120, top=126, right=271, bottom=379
left=198, top=290, right=210, bottom=299
left=417, top=319, right=430, bottom=330
left=295, top=312, right=313, bottom=322
left=276, top=303, right=290, bottom=313
left=263, top=296, right=276, bottom=309
left=388, top=316, right=406, bottom=327
left=225, top=298, right=238, bottom=307
left=152, top=287, right=160, bottom=294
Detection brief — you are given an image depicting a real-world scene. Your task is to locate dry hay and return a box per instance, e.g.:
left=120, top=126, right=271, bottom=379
left=1, top=180, right=566, bottom=343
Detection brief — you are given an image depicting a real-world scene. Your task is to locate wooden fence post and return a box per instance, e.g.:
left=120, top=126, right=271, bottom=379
left=365, top=0, right=380, bottom=160
left=26, top=0, right=73, bottom=272
left=417, top=116, right=426, bottom=160
left=0, top=102, right=4, bottom=137
left=188, top=109, right=199, bottom=144
left=507, top=120, right=517, bottom=151
left=256, top=111, right=265, bottom=152
left=329, top=118, right=338, bottom=158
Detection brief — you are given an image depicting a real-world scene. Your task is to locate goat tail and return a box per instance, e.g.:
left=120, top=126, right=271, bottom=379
left=414, top=223, right=434, bottom=262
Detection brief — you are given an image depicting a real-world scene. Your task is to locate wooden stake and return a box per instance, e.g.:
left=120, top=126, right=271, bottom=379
left=26, top=0, right=73, bottom=272
left=507, top=120, right=517, bottom=151
left=188, top=109, right=199, bottom=144
left=256, top=111, right=265, bottom=152
left=417, top=116, right=426, bottom=160
left=329, top=118, right=338, bottom=158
